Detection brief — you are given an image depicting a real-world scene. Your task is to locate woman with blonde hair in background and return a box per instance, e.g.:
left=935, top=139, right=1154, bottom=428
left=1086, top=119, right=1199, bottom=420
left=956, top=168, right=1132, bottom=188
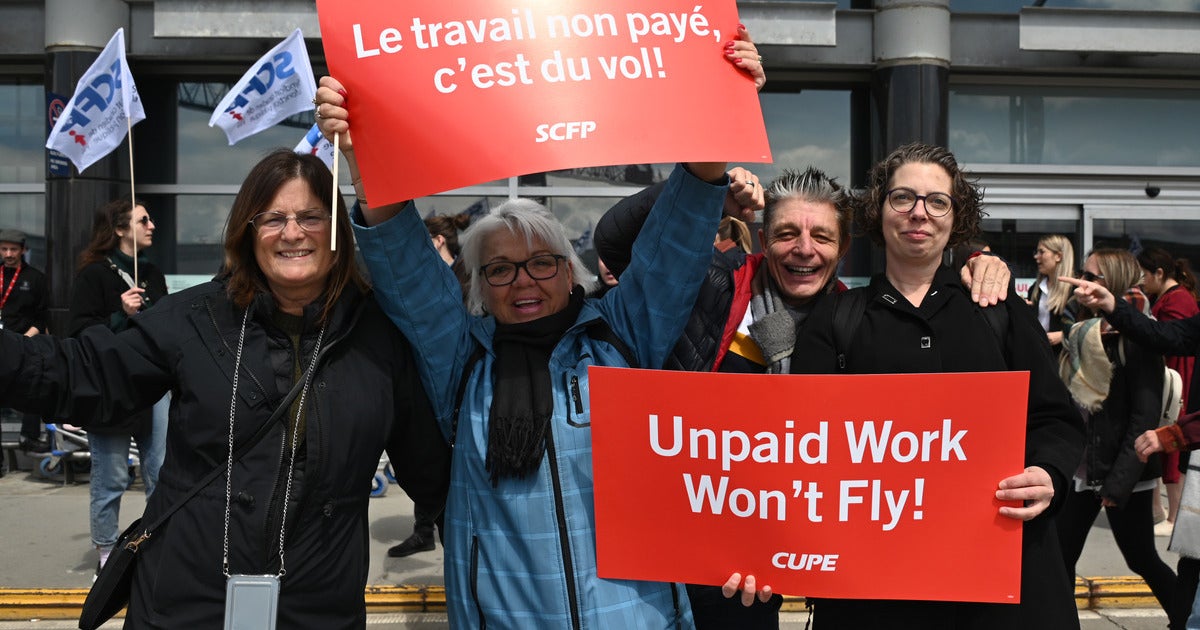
left=1056, top=247, right=1175, bottom=616
left=1029, top=234, right=1078, bottom=348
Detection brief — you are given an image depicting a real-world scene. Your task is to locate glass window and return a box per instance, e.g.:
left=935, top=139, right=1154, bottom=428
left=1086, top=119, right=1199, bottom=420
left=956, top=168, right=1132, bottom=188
left=950, top=86, right=1200, bottom=166
left=1093, top=218, right=1200, bottom=271
left=738, top=90, right=852, bottom=185
left=979, top=217, right=1080, bottom=297
left=951, top=0, right=1199, bottom=12
left=176, top=82, right=331, bottom=185
left=174, top=194, right=234, bottom=275
left=0, top=194, right=47, bottom=268
left=0, top=83, right=45, bottom=184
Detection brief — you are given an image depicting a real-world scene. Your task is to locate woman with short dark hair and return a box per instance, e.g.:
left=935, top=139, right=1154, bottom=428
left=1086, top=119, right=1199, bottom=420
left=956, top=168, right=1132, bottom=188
left=791, top=143, right=1085, bottom=628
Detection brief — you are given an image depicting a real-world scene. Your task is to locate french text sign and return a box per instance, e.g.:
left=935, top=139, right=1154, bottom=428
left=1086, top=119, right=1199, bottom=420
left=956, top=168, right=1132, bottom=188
left=315, top=0, right=771, bottom=205
left=590, top=368, right=1030, bottom=603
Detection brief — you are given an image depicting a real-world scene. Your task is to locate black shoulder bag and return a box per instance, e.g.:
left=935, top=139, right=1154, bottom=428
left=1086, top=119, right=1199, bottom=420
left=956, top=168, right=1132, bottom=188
left=79, top=376, right=309, bottom=630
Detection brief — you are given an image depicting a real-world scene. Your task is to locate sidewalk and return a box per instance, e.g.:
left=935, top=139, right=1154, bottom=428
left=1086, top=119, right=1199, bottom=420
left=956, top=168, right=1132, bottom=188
left=0, top=451, right=1174, bottom=628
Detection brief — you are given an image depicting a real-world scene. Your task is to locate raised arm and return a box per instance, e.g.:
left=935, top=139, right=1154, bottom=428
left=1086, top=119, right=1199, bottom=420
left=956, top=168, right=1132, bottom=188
left=1063, top=275, right=1200, bottom=356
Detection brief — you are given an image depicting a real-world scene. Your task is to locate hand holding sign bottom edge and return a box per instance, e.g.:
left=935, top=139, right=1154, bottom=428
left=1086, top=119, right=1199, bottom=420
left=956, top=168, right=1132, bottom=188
left=722, top=572, right=774, bottom=607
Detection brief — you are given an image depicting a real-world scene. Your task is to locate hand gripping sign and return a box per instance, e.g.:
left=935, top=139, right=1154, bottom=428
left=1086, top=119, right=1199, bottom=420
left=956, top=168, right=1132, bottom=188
left=589, top=368, right=1030, bottom=603
left=315, top=0, right=771, bottom=206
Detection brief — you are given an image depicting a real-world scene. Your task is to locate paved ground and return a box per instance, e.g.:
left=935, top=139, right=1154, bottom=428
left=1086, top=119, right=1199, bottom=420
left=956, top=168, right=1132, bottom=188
left=0, top=447, right=1176, bottom=628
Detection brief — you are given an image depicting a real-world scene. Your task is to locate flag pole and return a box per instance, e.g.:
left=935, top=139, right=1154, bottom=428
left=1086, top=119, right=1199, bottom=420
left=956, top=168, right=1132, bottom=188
left=128, top=116, right=138, bottom=287
left=330, top=132, right=339, bottom=252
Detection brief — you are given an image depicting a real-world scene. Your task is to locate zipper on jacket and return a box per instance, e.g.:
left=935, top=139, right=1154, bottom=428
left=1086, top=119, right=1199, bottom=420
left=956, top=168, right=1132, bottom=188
left=544, top=427, right=582, bottom=630
left=570, top=376, right=584, bottom=414
left=469, top=535, right=487, bottom=629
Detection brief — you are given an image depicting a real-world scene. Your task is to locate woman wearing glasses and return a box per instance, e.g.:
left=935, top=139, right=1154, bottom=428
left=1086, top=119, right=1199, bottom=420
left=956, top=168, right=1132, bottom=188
left=69, top=198, right=170, bottom=579
left=789, top=143, right=1085, bottom=628
left=313, top=36, right=760, bottom=623
left=1054, top=249, right=1175, bottom=617
left=0, top=150, right=450, bottom=627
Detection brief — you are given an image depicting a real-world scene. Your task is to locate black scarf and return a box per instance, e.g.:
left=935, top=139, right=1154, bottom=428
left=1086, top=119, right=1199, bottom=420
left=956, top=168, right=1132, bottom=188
left=487, top=286, right=585, bottom=485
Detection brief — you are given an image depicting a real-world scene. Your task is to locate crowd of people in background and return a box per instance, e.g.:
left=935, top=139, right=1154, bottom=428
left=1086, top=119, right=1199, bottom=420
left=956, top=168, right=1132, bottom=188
left=2, top=23, right=1200, bottom=630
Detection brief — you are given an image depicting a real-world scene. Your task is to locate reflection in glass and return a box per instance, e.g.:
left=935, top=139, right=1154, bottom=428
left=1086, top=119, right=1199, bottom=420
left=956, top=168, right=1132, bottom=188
left=738, top=90, right=851, bottom=185
left=177, top=82, right=330, bottom=185
left=950, top=86, right=1200, bottom=166
left=1094, top=219, right=1200, bottom=274
left=0, top=83, right=45, bottom=183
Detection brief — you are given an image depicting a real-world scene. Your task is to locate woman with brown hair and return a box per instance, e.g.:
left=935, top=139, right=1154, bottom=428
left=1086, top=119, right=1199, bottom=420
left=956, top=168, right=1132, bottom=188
left=0, top=149, right=449, bottom=628
left=69, top=197, right=169, bottom=578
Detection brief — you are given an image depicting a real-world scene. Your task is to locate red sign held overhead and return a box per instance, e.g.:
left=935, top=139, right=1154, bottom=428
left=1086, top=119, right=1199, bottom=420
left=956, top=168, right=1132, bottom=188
left=589, top=368, right=1030, bottom=603
left=315, top=0, right=771, bottom=206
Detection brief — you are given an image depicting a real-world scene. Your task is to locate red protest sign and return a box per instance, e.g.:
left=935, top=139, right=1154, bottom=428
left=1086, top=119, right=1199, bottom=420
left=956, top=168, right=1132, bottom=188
left=315, top=0, right=770, bottom=206
left=589, top=368, right=1030, bottom=603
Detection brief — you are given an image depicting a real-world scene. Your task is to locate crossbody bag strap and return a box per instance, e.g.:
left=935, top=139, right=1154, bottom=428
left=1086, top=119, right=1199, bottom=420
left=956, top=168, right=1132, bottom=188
left=137, top=374, right=311, bottom=535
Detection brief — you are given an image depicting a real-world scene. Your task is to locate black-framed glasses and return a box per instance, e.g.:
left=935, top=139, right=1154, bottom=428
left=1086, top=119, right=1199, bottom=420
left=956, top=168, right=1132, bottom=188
left=249, top=209, right=331, bottom=235
left=480, top=254, right=566, bottom=287
left=1080, top=270, right=1105, bottom=283
left=885, top=188, right=954, bottom=217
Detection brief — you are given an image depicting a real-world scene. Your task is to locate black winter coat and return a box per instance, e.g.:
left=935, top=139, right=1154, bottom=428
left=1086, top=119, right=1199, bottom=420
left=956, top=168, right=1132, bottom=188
left=1108, top=298, right=1200, bottom=415
left=791, top=267, right=1085, bottom=630
left=595, top=179, right=754, bottom=373
left=1078, top=332, right=1163, bottom=506
left=0, top=281, right=450, bottom=629
left=67, top=254, right=169, bottom=435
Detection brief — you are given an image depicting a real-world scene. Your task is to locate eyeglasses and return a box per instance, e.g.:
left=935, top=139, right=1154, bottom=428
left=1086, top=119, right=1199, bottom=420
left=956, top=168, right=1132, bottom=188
left=480, top=254, right=566, bottom=287
left=133, top=216, right=152, bottom=226
left=1080, top=270, right=1105, bottom=283
left=886, top=188, right=954, bottom=217
left=249, top=210, right=331, bottom=235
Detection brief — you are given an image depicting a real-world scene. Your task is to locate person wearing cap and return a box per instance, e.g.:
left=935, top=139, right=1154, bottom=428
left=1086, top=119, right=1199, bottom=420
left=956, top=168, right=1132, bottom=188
left=0, top=228, right=50, bottom=458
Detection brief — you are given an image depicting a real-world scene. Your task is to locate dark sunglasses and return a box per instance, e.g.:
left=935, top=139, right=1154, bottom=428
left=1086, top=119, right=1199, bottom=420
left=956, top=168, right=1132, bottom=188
left=1079, top=271, right=1104, bottom=282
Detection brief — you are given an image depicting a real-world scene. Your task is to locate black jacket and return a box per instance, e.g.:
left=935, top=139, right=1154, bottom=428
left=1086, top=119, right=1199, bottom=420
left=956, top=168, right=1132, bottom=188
left=791, top=267, right=1085, bottom=630
left=0, top=262, right=48, bottom=334
left=0, top=280, right=450, bottom=629
left=1078, top=332, right=1164, bottom=506
left=1108, top=298, right=1200, bottom=415
left=67, top=254, right=169, bottom=435
left=595, top=180, right=754, bottom=373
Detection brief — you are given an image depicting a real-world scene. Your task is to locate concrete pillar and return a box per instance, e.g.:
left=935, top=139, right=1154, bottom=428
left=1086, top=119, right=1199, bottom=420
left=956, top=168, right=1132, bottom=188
left=44, top=0, right=129, bottom=334
left=870, top=0, right=950, bottom=160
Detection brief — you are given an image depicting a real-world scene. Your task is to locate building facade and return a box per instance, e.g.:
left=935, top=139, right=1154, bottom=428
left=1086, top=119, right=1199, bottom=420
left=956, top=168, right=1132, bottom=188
left=1, top=0, right=1198, bottom=330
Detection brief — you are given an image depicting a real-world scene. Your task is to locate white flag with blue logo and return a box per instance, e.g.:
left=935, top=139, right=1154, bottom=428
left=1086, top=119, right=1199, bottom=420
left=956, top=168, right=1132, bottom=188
left=294, top=123, right=335, bottom=169
left=210, top=29, right=316, bottom=145
left=45, top=28, right=145, bottom=173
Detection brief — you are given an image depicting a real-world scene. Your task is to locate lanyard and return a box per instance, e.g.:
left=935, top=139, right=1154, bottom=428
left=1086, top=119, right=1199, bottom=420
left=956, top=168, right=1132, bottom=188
left=0, top=264, right=22, bottom=311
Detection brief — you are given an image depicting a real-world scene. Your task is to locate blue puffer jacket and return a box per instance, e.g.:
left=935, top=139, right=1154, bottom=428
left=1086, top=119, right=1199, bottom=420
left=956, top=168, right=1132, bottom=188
left=353, top=164, right=725, bottom=629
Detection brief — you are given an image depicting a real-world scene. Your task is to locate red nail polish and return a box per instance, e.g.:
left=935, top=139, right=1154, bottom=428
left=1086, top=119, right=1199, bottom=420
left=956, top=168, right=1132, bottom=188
left=725, top=41, right=735, bottom=48
left=738, top=23, right=746, bottom=30
left=337, top=88, right=348, bottom=100
left=734, top=58, right=744, bottom=65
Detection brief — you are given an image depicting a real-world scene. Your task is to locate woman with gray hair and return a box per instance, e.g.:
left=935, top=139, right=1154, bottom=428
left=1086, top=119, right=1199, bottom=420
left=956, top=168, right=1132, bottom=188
left=314, top=45, right=757, bottom=624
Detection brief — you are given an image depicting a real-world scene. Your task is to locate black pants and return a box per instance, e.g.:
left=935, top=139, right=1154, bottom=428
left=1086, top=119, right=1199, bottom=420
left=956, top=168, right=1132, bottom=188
left=1056, top=488, right=1176, bottom=613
